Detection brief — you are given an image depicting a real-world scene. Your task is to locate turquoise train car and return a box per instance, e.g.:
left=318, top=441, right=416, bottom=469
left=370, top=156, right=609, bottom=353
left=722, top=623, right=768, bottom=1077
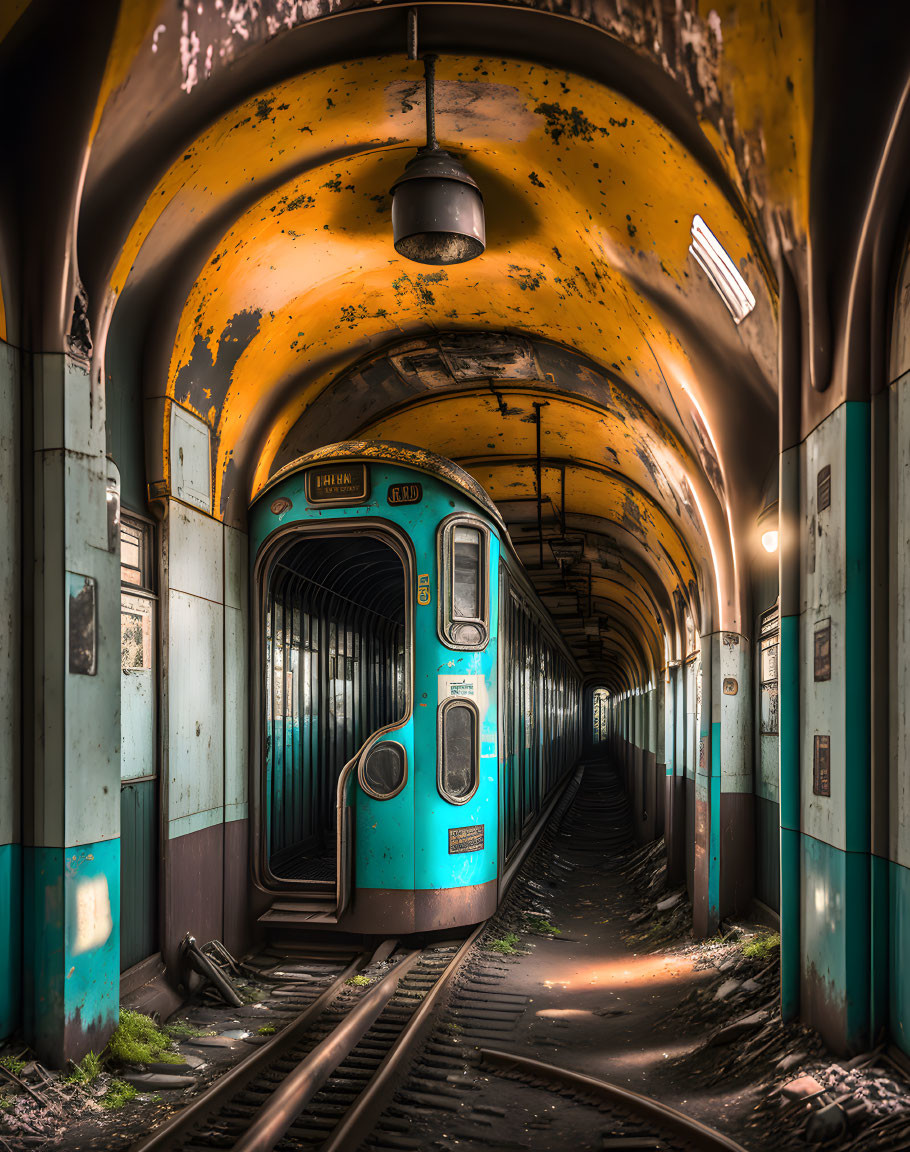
left=249, top=441, right=581, bottom=933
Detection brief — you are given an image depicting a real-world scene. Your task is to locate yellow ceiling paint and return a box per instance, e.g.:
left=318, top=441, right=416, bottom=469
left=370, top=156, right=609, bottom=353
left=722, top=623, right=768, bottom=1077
left=0, top=0, right=31, bottom=44
left=701, top=0, right=813, bottom=227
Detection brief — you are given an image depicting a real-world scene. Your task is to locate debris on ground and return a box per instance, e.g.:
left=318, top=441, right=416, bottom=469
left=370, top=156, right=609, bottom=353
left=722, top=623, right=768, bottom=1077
left=618, top=834, right=910, bottom=1151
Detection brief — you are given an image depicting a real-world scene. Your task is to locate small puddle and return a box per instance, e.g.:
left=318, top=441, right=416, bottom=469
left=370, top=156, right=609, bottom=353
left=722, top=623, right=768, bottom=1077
left=535, top=1008, right=595, bottom=1019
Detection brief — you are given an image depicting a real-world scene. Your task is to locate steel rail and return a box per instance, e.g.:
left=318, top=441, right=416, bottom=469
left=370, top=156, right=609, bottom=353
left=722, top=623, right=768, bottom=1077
left=233, top=947, right=423, bottom=1152
left=479, top=1048, right=751, bottom=1152
left=127, top=948, right=374, bottom=1152
left=319, top=921, right=487, bottom=1152
left=318, top=769, right=583, bottom=1151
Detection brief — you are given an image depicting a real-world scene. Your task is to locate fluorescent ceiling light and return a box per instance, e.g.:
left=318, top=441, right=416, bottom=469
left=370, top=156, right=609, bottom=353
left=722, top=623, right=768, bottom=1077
left=689, top=215, right=756, bottom=324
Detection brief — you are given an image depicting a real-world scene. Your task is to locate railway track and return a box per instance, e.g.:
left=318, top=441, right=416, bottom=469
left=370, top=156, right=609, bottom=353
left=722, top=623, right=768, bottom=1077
left=129, top=762, right=749, bottom=1152
left=128, top=932, right=480, bottom=1152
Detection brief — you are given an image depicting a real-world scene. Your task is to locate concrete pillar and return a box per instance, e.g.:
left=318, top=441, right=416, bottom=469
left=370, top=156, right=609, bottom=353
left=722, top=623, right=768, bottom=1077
left=713, top=632, right=753, bottom=917
left=691, top=631, right=755, bottom=936
left=693, top=641, right=715, bottom=937
left=0, top=340, right=21, bottom=1040
left=665, top=664, right=686, bottom=884
left=22, top=353, right=121, bottom=1064
left=794, top=401, right=872, bottom=1053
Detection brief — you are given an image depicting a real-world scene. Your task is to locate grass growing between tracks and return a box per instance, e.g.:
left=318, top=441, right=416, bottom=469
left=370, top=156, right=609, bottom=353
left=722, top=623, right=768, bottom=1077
left=485, top=932, right=522, bottom=955
left=524, top=917, right=561, bottom=936
left=63, top=1051, right=103, bottom=1086
left=740, top=931, right=780, bottom=962
left=99, top=1080, right=138, bottom=1110
left=107, top=1010, right=184, bottom=1066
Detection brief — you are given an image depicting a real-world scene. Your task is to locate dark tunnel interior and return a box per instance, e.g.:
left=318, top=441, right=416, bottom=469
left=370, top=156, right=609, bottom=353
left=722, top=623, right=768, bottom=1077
left=264, top=534, right=406, bottom=883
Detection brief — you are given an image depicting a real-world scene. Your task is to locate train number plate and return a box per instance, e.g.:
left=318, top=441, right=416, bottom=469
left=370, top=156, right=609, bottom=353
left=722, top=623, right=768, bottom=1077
left=305, top=463, right=369, bottom=504
left=449, top=825, right=484, bottom=854
left=388, top=483, right=422, bottom=505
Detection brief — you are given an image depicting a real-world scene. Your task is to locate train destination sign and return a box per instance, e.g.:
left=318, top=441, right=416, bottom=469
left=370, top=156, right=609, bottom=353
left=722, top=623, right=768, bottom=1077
left=388, top=483, right=422, bottom=505
left=305, top=463, right=369, bottom=504
left=449, top=825, right=484, bottom=854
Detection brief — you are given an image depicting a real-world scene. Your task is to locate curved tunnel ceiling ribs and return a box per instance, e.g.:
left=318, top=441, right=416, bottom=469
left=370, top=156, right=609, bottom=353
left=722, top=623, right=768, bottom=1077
left=79, top=5, right=803, bottom=689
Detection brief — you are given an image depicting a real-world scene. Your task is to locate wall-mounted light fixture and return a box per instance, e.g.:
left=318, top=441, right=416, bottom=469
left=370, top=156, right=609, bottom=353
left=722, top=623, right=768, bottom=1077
left=757, top=466, right=779, bottom=554
left=689, top=214, right=755, bottom=324
left=391, top=10, right=485, bottom=265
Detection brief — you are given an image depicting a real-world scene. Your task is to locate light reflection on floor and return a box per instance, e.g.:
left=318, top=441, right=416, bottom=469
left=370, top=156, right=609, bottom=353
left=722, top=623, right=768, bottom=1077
left=539, top=951, right=706, bottom=990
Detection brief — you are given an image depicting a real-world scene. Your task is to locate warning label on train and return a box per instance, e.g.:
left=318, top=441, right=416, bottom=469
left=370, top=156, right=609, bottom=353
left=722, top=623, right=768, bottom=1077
left=449, top=825, right=484, bottom=854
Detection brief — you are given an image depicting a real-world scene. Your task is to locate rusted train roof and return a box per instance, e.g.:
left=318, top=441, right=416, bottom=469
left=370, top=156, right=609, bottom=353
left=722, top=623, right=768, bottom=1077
left=261, top=438, right=506, bottom=530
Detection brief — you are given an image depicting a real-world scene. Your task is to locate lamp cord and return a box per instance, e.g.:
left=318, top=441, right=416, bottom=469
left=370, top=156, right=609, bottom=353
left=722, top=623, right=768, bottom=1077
left=423, top=53, right=438, bottom=151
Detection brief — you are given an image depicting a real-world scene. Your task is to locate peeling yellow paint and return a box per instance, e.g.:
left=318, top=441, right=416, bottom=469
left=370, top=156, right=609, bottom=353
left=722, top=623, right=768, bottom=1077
left=702, top=0, right=814, bottom=228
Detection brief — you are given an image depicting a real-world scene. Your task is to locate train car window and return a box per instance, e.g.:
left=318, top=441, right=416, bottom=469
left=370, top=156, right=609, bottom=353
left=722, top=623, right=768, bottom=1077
left=453, top=526, right=481, bottom=617
left=438, top=515, right=489, bottom=649
left=361, top=740, right=407, bottom=799
left=439, top=698, right=479, bottom=803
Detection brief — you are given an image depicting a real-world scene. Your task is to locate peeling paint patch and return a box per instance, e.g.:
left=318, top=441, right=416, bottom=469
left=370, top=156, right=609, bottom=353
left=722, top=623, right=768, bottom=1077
left=174, top=308, right=263, bottom=417
left=534, top=101, right=609, bottom=145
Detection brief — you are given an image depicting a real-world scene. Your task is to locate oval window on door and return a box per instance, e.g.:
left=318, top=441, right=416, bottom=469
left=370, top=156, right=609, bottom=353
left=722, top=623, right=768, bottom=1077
left=438, top=698, right=479, bottom=804
left=437, top=516, right=489, bottom=650
left=361, top=741, right=407, bottom=799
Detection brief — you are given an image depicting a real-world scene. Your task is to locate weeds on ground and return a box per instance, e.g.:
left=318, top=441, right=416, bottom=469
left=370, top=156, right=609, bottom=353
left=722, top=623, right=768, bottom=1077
left=64, top=1050, right=103, bottom=1086
left=257, top=1025, right=277, bottom=1035
left=525, top=917, right=561, bottom=936
left=485, top=933, right=521, bottom=955
left=0, top=1057, right=25, bottom=1077
left=163, top=1020, right=199, bottom=1041
left=346, top=975, right=372, bottom=987
left=100, top=1080, right=138, bottom=1110
left=106, top=1010, right=183, bottom=1066
left=741, top=931, right=781, bottom=962
left=0, top=1094, right=13, bottom=1112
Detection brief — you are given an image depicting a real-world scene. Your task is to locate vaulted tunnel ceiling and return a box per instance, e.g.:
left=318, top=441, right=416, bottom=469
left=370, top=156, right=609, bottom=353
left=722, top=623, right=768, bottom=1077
left=108, top=25, right=780, bottom=689
left=4, top=0, right=841, bottom=692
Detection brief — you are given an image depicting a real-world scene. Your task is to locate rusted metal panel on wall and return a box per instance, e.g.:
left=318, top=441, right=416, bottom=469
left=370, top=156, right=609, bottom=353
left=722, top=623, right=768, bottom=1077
left=799, top=407, right=847, bottom=851
left=714, top=631, right=752, bottom=794
left=169, top=501, right=223, bottom=603
left=119, top=780, right=157, bottom=970
left=32, top=358, right=121, bottom=849
left=224, top=524, right=249, bottom=612
left=167, top=589, right=225, bottom=833
left=224, top=604, right=248, bottom=820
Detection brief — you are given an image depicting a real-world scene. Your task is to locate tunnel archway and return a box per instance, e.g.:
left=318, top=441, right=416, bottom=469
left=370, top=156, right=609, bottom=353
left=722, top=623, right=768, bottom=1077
left=93, top=22, right=779, bottom=948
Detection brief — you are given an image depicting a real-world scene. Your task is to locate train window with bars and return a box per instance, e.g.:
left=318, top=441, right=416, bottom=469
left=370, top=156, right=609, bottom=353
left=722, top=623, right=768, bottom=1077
left=438, top=516, right=490, bottom=649
left=361, top=740, right=407, bottom=800
left=438, top=697, right=479, bottom=803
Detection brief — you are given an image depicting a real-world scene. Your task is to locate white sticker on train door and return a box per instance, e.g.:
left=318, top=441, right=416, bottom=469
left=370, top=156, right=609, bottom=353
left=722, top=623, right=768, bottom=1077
left=438, top=674, right=487, bottom=711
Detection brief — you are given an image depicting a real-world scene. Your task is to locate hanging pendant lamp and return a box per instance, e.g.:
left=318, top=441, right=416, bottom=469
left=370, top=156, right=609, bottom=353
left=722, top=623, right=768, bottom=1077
left=391, top=16, right=485, bottom=265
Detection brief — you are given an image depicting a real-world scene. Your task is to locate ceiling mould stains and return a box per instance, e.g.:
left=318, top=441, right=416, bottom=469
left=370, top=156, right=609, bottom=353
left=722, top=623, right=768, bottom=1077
left=391, top=12, right=485, bottom=265
left=689, top=214, right=756, bottom=323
